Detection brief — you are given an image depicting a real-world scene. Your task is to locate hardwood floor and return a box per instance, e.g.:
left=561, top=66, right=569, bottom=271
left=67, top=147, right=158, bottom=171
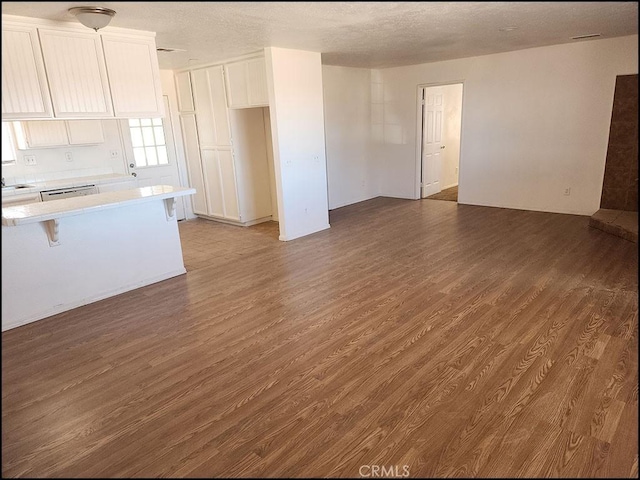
left=2, top=197, right=638, bottom=478
left=426, top=185, right=458, bottom=202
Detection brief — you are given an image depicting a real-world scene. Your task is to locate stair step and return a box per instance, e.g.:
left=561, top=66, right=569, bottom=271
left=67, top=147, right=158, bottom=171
left=589, top=209, right=638, bottom=243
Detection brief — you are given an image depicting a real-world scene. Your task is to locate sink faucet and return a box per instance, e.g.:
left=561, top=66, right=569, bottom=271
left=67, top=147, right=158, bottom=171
left=1, top=177, right=4, bottom=187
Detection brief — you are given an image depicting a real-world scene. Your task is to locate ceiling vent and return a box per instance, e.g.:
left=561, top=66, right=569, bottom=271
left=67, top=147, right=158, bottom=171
left=571, top=33, right=601, bottom=40
left=156, top=47, right=186, bottom=53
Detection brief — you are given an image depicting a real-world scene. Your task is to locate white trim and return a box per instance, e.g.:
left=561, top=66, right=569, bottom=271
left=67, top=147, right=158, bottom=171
left=414, top=80, right=466, bottom=201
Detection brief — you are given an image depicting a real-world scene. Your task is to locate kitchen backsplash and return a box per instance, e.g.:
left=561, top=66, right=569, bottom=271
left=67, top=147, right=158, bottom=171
left=2, top=120, right=128, bottom=186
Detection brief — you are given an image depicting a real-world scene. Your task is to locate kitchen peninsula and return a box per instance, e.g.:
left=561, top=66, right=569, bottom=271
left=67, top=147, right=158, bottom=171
left=2, top=185, right=195, bottom=331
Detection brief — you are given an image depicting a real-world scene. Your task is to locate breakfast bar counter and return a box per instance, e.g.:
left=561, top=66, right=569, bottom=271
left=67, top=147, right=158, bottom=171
left=2, top=185, right=196, bottom=331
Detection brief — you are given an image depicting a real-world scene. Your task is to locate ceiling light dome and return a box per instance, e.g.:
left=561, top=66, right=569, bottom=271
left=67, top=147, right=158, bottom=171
left=68, top=6, right=116, bottom=32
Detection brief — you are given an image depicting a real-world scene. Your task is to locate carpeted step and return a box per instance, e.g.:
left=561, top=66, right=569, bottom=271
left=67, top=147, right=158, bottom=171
left=589, top=208, right=638, bottom=243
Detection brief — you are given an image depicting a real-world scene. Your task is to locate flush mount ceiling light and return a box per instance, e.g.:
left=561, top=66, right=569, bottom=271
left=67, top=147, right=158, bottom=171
left=498, top=26, right=518, bottom=32
left=571, top=33, right=601, bottom=40
left=68, top=6, right=116, bottom=31
left=156, top=47, right=187, bottom=53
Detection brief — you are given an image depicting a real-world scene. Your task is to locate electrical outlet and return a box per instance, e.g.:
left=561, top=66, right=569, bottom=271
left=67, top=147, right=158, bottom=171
left=65, top=152, right=73, bottom=162
left=24, top=155, right=36, bottom=166
left=110, top=150, right=119, bottom=158
left=564, top=187, right=571, bottom=196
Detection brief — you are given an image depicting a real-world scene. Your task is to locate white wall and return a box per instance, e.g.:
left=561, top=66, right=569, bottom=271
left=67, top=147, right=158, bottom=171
left=440, top=83, right=462, bottom=189
left=265, top=47, right=330, bottom=241
left=1, top=119, right=126, bottom=185
left=322, top=65, right=378, bottom=209
left=377, top=35, right=638, bottom=215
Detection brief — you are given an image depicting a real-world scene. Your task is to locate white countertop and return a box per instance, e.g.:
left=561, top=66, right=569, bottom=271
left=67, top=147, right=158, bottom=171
left=2, top=185, right=196, bottom=226
left=1, top=174, right=134, bottom=197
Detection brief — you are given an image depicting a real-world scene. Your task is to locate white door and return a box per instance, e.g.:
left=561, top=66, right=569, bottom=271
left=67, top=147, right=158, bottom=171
left=121, top=96, right=186, bottom=219
left=421, top=86, right=444, bottom=198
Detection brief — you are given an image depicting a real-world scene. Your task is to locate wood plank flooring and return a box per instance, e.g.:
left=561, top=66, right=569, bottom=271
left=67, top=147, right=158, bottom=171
left=2, top=197, right=638, bottom=478
left=425, top=185, right=458, bottom=202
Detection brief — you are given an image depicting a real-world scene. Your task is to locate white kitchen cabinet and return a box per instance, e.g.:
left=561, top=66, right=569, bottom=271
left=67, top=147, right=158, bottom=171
left=2, top=15, right=164, bottom=120
left=200, top=149, right=225, bottom=218
left=22, top=120, right=104, bottom=148
left=101, top=34, right=164, bottom=118
left=191, top=66, right=231, bottom=147
left=1, top=23, right=53, bottom=119
left=176, top=57, right=274, bottom=226
left=217, top=149, right=241, bottom=220
left=175, top=71, right=195, bottom=113
left=38, top=29, right=113, bottom=118
left=66, top=120, right=104, bottom=145
left=23, top=121, right=68, bottom=148
left=224, top=57, right=269, bottom=109
left=179, top=113, right=208, bottom=215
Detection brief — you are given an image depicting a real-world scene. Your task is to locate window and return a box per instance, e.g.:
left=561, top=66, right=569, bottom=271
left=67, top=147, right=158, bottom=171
left=2, top=123, right=17, bottom=165
left=127, top=118, right=168, bottom=167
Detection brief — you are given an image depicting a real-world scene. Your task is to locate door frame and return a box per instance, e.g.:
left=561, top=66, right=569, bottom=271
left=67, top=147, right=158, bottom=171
left=119, top=95, right=190, bottom=219
left=414, top=81, right=466, bottom=200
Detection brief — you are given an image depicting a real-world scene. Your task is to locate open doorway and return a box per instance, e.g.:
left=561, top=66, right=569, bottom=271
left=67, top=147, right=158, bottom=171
left=418, top=83, right=463, bottom=202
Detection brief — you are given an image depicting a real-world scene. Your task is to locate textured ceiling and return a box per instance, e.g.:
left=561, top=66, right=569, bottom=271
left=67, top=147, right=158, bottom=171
left=2, top=2, right=638, bottom=70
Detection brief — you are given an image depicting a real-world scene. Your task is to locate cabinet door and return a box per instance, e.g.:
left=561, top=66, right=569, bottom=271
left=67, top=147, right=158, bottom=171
left=246, top=57, right=269, bottom=106
left=224, top=58, right=269, bottom=109
left=179, top=114, right=208, bottom=215
left=66, top=120, right=104, bottom=145
left=38, top=29, right=113, bottom=118
left=224, top=61, right=249, bottom=109
left=24, top=121, right=68, bottom=148
left=217, top=148, right=240, bottom=220
left=1, top=24, right=53, bottom=120
left=200, top=149, right=224, bottom=218
left=190, top=66, right=231, bottom=147
left=101, top=34, right=164, bottom=118
left=175, top=71, right=195, bottom=112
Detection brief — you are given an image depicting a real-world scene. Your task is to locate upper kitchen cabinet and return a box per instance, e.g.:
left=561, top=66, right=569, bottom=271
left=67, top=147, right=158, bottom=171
left=101, top=34, right=164, bottom=117
left=20, top=120, right=105, bottom=148
left=1, top=15, right=164, bottom=120
left=224, top=57, right=269, bottom=109
left=38, top=28, right=114, bottom=118
left=1, top=23, right=53, bottom=120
